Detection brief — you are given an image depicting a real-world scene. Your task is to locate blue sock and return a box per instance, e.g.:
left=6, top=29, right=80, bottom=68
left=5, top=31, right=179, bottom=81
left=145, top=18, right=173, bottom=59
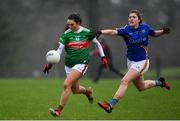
left=155, top=80, right=162, bottom=86
left=109, top=98, right=118, bottom=108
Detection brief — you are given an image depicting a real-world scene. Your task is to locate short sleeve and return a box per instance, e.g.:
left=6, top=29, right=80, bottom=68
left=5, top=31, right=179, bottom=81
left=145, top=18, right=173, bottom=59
left=59, top=34, right=66, bottom=45
left=87, top=31, right=95, bottom=40
left=147, top=25, right=155, bottom=36
left=117, top=26, right=127, bottom=36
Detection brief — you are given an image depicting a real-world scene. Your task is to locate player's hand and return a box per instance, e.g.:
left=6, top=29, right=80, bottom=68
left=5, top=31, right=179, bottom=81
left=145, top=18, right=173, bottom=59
left=43, top=64, right=52, bottom=74
left=94, top=30, right=102, bottom=39
left=101, top=56, right=108, bottom=68
left=163, top=27, right=170, bottom=34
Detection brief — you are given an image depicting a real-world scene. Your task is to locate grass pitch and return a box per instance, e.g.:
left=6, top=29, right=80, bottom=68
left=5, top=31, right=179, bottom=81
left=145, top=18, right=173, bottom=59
left=0, top=78, right=179, bottom=120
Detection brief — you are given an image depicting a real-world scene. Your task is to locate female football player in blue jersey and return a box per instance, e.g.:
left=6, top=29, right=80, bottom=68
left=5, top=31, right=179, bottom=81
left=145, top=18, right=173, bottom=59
left=96, top=9, right=171, bottom=113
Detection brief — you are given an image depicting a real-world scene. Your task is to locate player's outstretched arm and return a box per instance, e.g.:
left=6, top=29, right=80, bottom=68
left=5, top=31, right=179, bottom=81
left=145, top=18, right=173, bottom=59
left=153, top=27, right=170, bottom=37
left=101, top=29, right=118, bottom=36
left=94, top=29, right=118, bottom=38
left=92, top=38, right=108, bottom=68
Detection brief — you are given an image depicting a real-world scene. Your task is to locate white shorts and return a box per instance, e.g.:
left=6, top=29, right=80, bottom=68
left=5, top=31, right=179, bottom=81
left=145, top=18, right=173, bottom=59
left=65, top=64, right=88, bottom=76
left=127, top=59, right=149, bottom=74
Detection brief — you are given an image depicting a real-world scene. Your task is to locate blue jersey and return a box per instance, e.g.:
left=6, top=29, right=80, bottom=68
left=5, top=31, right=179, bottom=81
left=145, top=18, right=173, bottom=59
left=117, top=23, right=155, bottom=61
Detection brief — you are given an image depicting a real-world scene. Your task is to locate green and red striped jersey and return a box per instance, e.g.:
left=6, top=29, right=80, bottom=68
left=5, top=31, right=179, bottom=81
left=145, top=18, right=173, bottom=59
left=59, top=26, right=95, bottom=67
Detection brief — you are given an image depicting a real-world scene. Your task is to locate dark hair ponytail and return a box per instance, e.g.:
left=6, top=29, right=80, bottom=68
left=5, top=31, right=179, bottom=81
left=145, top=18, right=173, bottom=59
left=68, top=13, right=82, bottom=24
left=64, top=13, right=82, bottom=32
left=64, top=25, right=69, bottom=32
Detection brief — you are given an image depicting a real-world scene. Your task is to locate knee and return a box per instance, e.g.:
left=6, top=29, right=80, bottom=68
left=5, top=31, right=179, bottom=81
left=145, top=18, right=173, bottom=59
left=137, top=88, right=144, bottom=92
left=63, top=82, right=71, bottom=91
left=137, top=86, right=145, bottom=92
left=71, top=89, right=76, bottom=94
left=71, top=87, right=78, bottom=94
left=121, top=79, right=130, bottom=85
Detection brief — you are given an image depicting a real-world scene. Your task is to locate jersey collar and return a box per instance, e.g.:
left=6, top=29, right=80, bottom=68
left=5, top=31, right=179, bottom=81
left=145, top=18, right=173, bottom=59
left=74, top=26, right=83, bottom=33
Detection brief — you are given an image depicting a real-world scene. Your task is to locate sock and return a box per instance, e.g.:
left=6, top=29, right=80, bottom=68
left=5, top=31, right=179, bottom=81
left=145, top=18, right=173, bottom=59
left=84, top=89, right=89, bottom=96
left=155, top=80, right=162, bottom=86
left=109, top=98, right=118, bottom=108
left=85, top=88, right=91, bottom=96
left=57, top=105, right=63, bottom=113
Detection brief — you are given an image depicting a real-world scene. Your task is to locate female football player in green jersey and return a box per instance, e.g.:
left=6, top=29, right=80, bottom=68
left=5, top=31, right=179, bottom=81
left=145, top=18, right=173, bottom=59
left=43, top=13, right=108, bottom=117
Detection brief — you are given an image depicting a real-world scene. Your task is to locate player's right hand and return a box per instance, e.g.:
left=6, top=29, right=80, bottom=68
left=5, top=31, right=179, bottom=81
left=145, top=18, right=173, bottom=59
left=43, top=64, right=52, bottom=74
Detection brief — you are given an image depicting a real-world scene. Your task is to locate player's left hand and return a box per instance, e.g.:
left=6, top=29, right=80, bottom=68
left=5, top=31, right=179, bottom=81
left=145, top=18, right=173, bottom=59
left=163, top=27, right=170, bottom=34
left=101, top=56, right=108, bottom=68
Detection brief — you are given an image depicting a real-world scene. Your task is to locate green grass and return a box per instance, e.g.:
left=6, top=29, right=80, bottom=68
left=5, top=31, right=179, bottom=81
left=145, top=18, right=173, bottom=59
left=0, top=78, right=179, bottom=120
